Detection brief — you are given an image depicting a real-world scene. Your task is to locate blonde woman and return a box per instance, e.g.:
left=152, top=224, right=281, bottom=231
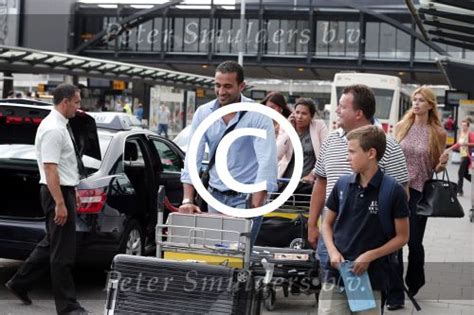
left=387, top=86, right=448, bottom=310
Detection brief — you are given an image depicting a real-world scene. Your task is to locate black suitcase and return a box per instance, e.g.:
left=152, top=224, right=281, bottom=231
left=255, top=214, right=309, bottom=248
left=251, top=246, right=319, bottom=289
left=105, top=254, right=258, bottom=315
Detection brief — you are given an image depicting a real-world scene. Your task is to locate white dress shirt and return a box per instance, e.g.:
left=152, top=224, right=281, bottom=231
left=35, top=109, right=79, bottom=186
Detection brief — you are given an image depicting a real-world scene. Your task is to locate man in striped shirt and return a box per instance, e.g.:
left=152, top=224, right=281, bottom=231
left=308, top=85, right=409, bottom=313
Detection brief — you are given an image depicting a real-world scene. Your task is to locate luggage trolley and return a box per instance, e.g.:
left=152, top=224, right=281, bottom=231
left=104, top=186, right=265, bottom=314
left=252, top=181, right=320, bottom=311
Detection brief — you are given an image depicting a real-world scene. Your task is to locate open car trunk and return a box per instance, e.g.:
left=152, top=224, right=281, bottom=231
left=0, top=161, right=43, bottom=218
left=0, top=104, right=102, bottom=219
left=0, top=105, right=101, bottom=160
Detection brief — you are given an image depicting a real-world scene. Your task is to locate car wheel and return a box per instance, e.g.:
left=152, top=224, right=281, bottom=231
left=120, top=220, right=144, bottom=256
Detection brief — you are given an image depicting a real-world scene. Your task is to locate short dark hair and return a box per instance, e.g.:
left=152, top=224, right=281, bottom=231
left=342, top=84, right=375, bottom=120
left=261, top=92, right=292, bottom=118
left=53, top=84, right=79, bottom=105
left=295, top=98, right=316, bottom=118
left=215, top=60, right=244, bottom=83
left=347, top=125, right=386, bottom=161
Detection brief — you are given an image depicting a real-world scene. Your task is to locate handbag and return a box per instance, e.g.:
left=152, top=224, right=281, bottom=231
left=416, top=169, right=464, bottom=218
left=194, top=169, right=210, bottom=212
left=194, top=111, right=247, bottom=212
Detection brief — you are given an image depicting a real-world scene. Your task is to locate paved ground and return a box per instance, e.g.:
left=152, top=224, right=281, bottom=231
left=0, top=162, right=472, bottom=314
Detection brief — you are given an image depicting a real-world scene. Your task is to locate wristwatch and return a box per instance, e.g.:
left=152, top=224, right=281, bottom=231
left=181, top=198, right=193, bottom=205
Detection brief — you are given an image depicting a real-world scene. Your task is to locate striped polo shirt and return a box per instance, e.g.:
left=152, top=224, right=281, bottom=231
left=314, top=128, right=409, bottom=203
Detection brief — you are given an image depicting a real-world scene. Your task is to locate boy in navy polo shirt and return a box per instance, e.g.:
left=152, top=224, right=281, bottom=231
left=319, top=125, right=409, bottom=315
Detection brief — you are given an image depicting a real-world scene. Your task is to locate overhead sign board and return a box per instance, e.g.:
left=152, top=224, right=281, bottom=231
left=445, top=90, right=469, bottom=107
left=112, top=80, right=126, bottom=90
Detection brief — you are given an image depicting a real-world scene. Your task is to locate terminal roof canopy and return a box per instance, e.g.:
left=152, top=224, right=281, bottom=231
left=437, top=56, right=474, bottom=98
left=415, top=0, right=474, bottom=96
left=418, top=0, right=474, bottom=51
left=0, top=45, right=214, bottom=88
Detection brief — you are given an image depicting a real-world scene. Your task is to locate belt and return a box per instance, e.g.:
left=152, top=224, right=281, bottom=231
left=208, top=185, right=241, bottom=196
left=40, top=184, right=76, bottom=189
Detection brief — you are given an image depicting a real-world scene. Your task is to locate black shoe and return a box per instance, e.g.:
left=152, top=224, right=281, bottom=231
left=5, top=281, right=32, bottom=305
left=387, top=304, right=404, bottom=311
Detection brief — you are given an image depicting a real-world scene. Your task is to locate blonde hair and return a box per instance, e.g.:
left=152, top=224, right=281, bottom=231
left=395, top=86, right=443, bottom=166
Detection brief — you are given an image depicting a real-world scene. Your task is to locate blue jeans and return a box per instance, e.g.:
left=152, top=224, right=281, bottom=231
left=317, top=233, right=330, bottom=279
left=157, top=124, right=168, bottom=138
left=207, top=188, right=263, bottom=246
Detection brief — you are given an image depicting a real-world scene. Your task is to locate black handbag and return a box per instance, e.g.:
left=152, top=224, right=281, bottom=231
left=194, top=111, right=247, bottom=212
left=416, top=169, right=464, bottom=218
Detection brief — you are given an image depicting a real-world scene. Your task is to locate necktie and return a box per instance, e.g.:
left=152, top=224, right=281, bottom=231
left=66, top=123, right=88, bottom=180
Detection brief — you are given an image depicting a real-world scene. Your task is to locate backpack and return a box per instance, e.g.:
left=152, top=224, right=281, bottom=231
left=336, top=173, right=421, bottom=311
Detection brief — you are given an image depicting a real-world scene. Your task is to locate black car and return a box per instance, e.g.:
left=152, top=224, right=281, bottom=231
left=0, top=103, right=184, bottom=264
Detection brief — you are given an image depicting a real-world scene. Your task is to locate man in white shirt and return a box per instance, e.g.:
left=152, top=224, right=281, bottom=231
left=5, top=84, right=87, bottom=315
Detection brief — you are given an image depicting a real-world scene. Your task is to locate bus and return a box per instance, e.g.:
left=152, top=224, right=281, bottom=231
left=329, top=72, right=411, bottom=134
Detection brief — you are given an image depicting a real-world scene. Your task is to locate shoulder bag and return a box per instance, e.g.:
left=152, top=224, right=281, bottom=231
left=194, top=111, right=247, bottom=211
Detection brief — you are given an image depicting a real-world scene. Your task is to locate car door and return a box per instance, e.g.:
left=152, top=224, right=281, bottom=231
left=148, top=137, right=184, bottom=206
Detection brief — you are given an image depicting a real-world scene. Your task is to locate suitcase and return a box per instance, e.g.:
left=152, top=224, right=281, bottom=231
left=256, top=187, right=312, bottom=249
left=250, top=246, right=320, bottom=311
left=105, top=254, right=257, bottom=315
left=251, top=246, right=318, bottom=280
left=255, top=215, right=308, bottom=248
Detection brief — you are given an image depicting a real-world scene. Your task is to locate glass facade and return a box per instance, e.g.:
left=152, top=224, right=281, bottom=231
left=77, top=13, right=473, bottom=62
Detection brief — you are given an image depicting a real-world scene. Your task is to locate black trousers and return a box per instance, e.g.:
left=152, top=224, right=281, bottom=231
left=9, top=185, right=81, bottom=314
left=457, top=157, right=471, bottom=193
left=387, top=188, right=427, bottom=305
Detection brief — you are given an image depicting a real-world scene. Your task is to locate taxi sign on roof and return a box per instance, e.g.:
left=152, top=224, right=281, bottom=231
left=88, top=112, right=142, bottom=130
